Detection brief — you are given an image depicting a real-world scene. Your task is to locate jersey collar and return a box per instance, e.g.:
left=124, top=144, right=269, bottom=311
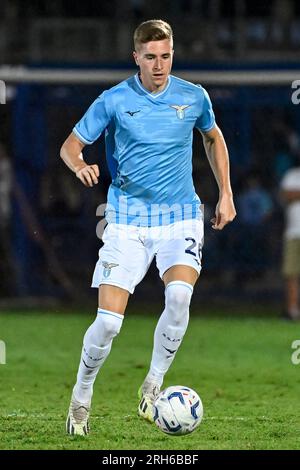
left=134, top=73, right=171, bottom=98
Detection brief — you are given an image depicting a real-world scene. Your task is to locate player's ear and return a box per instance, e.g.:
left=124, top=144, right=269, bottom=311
left=133, top=51, right=139, bottom=66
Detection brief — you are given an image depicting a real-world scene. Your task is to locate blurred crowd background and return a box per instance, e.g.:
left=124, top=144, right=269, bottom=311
left=0, top=0, right=300, bottom=308
left=1, top=0, right=300, bottom=63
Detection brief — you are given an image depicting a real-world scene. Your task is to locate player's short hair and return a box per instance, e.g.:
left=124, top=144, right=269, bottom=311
left=134, top=19, right=173, bottom=51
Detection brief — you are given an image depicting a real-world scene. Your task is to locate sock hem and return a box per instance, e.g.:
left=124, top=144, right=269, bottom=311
left=97, top=308, right=124, bottom=320
left=165, top=281, right=193, bottom=293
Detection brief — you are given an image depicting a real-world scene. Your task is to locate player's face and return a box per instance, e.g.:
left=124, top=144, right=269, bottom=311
left=133, top=39, right=174, bottom=93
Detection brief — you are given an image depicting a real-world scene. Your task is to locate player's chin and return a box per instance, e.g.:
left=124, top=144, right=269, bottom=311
left=152, top=74, right=165, bottom=82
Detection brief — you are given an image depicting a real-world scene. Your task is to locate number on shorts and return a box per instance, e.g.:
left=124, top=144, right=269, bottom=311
left=185, top=237, right=201, bottom=263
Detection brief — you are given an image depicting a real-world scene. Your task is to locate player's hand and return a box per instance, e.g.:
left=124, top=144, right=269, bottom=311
left=211, top=193, right=236, bottom=230
left=76, top=164, right=99, bottom=187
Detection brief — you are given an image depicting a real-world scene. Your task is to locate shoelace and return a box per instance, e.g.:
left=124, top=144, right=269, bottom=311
left=144, top=384, right=160, bottom=401
left=72, top=403, right=89, bottom=423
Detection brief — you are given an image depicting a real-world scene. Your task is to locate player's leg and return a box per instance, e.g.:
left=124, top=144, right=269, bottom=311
left=282, top=238, right=300, bottom=319
left=138, top=219, right=203, bottom=422
left=67, top=285, right=129, bottom=436
left=67, top=222, right=150, bottom=435
left=163, top=264, right=199, bottom=285
left=74, top=284, right=129, bottom=404
left=138, top=265, right=198, bottom=422
left=284, top=276, right=299, bottom=319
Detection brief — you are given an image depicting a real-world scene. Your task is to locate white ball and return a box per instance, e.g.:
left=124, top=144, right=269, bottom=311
left=153, top=385, right=203, bottom=436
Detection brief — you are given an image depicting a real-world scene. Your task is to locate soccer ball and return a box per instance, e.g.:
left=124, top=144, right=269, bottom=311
left=153, top=385, right=203, bottom=436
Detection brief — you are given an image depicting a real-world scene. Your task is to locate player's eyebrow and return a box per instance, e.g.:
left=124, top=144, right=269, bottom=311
left=144, top=53, right=171, bottom=58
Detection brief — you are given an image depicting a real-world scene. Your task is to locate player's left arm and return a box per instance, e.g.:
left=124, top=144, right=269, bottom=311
left=200, top=125, right=236, bottom=230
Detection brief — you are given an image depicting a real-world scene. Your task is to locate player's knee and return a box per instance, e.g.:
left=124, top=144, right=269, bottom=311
left=165, top=282, right=193, bottom=325
left=98, top=313, right=122, bottom=341
left=85, top=311, right=123, bottom=347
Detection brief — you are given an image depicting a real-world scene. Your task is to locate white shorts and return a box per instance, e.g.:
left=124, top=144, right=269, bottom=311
left=92, top=218, right=204, bottom=294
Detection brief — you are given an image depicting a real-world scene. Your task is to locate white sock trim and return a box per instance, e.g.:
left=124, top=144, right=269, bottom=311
left=97, top=308, right=124, bottom=320
left=165, top=280, right=193, bottom=294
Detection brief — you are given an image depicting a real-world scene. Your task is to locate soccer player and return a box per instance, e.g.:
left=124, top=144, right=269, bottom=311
left=61, top=19, right=236, bottom=435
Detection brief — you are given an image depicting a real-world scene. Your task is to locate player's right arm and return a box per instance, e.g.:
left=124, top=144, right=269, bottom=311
left=61, top=90, right=112, bottom=186
left=60, top=132, right=99, bottom=187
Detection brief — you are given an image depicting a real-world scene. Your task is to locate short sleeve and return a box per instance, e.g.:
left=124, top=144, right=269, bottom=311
left=73, top=91, right=112, bottom=145
left=195, top=87, right=216, bottom=132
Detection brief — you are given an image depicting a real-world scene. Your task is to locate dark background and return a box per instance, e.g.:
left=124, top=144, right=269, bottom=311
left=0, top=0, right=300, bottom=310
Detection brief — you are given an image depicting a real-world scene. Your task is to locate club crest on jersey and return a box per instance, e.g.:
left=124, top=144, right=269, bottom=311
left=170, top=105, right=190, bottom=120
left=102, top=261, right=119, bottom=278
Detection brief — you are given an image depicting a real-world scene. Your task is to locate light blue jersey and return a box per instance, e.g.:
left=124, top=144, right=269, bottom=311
left=73, top=74, right=215, bottom=226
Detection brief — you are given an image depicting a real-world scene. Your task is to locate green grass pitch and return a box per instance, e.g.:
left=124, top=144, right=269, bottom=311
left=0, top=306, right=300, bottom=450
